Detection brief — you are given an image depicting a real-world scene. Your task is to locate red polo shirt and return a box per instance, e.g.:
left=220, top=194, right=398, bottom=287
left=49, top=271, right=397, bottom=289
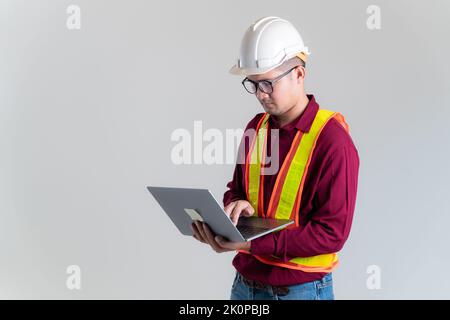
left=223, top=94, right=360, bottom=286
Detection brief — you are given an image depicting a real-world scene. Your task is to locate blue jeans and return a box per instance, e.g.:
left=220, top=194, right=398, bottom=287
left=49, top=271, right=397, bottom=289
left=230, top=272, right=334, bottom=300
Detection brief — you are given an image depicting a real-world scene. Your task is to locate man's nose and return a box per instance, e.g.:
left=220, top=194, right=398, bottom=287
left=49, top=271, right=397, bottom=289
left=255, top=86, right=270, bottom=100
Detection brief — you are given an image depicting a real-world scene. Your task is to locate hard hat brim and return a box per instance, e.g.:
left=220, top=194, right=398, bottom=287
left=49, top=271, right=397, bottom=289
left=229, top=51, right=309, bottom=76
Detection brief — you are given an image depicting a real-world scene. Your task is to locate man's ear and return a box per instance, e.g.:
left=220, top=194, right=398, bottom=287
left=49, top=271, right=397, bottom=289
left=299, top=66, right=306, bottom=79
left=294, top=66, right=306, bottom=83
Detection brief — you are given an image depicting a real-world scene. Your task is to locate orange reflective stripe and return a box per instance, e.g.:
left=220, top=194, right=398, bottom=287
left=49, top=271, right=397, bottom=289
left=333, top=113, right=349, bottom=133
left=266, top=130, right=303, bottom=219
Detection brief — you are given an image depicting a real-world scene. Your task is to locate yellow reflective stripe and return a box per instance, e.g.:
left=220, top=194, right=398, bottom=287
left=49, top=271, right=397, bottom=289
left=274, top=109, right=336, bottom=220
left=238, top=250, right=340, bottom=272
left=248, top=114, right=269, bottom=214
left=288, top=253, right=338, bottom=268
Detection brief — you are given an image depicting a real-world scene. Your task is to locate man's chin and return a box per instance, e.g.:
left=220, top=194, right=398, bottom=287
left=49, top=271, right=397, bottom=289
left=264, top=106, right=280, bottom=115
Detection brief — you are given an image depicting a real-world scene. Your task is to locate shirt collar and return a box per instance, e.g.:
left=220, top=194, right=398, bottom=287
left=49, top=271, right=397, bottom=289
left=268, top=94, right=319, bottom=133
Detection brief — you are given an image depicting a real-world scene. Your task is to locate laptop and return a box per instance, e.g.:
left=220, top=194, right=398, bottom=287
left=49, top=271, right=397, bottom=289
left=147, top=186, right=294, bottom=242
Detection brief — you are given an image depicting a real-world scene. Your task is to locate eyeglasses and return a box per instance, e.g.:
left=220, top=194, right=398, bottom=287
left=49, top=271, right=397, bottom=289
left=241, top=66, right=297, bottom=94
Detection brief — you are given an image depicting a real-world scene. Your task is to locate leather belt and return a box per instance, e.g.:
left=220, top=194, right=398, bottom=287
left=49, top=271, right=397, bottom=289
left=238, top=273, right=290, bottom=296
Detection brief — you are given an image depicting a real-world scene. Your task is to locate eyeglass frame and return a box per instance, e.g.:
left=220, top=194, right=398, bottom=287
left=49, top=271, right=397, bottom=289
left=241, top=66, right=298, bottom=94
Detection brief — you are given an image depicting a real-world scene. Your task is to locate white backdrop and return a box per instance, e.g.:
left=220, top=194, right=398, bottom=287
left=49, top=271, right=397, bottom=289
left=1, top=0, right=449, bottom=299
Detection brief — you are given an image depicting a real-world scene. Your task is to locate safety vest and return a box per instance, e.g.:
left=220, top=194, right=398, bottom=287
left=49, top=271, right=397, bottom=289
left=238, top=109, right=350, bottom=273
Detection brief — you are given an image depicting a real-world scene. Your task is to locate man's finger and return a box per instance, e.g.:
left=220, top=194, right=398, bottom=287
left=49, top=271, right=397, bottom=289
left=224, top=201, right=237, bottom=217
left=242, top=203, right=255, bottom=216
left=193, top=233, right=204, bottom=243
left=197, top=221, right=216, bottom=249
left=191, top=222, right=206, bottom=243
left=202, top=223, right=226, bottom=253
left=195, top=221, right=209, bottom=243
left=230, top=201, right=246, bottom=225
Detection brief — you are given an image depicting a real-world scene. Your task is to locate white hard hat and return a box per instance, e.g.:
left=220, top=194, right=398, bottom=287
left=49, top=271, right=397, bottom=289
left=230, top=16, right=310, bottom=76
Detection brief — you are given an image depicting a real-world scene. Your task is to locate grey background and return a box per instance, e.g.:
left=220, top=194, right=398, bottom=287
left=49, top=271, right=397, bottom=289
left=1, top=0, right=449, bottom=299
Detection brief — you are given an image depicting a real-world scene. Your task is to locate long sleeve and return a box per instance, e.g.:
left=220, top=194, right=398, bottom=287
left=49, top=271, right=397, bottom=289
left=250, top=144, right=360, bottom=260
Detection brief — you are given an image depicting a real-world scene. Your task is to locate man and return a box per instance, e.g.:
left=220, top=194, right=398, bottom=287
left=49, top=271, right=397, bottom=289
left=191, top=16, right=359, bottom=300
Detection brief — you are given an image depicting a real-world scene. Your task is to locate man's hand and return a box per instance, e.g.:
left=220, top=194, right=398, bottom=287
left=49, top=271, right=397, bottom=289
left=224, top=200, right=255, bottom=226
left=190, top=221, right=251, bottom=253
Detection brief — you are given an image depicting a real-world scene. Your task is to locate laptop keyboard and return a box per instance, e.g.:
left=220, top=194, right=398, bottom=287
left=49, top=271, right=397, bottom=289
left=237, top=225, right=269, bottom=238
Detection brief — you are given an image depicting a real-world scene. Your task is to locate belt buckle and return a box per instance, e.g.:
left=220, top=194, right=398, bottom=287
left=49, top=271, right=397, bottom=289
left=273, top=285, right=290, bottom=296
left=242, top=277, right=264, bottom=290
left=248, top=279, right=264, bottom=290
left=241, top=277, right=253, bottom=288
left=242, top=275, right=290, bottom=296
